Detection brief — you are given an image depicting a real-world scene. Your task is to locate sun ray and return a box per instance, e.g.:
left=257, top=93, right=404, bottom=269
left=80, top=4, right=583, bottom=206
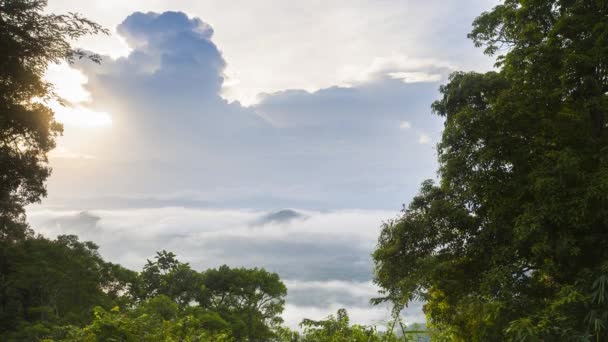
left=44, top=62, right=112, bottom=127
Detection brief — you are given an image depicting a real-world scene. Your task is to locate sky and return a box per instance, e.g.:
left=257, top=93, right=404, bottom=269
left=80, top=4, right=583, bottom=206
left=31, top=0, right=497, bottom=328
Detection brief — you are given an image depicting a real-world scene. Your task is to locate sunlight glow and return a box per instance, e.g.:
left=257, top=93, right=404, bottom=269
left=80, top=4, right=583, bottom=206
left=48, top=145, right=96, bottom=160
left=50, top=102, right=113, bottom=127
left=44, top=62, right=113, bottom=127
left=45, top=63, right=91, bottom=103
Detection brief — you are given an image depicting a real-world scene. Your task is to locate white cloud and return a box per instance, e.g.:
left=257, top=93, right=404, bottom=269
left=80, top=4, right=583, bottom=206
left=44, top=62, right=113, bottom=127
left=26, top=207, right=415, bottom=327
left=389, top=71, right=442, bottom=83
left=35, top=10, right=444, bottom=211
left=46, top=0, right=495, bottom=105
left=399, top=120, right=412, bottom=130
left=28, top=207, right=393, bottom=265
left=418, top=133, right=431, bottom=145
left=338, top=54, right=455, bottom=87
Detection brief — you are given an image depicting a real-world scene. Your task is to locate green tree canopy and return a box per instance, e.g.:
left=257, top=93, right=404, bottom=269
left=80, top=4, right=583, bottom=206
left=136, top=250, right=204, bottom=308
left=0, top=235, right=136, bottom=341
left=373, top=0, right=608, bottom=340
left=1, top=238, right=289, bottom=341
left=61, top=304, right=234, bottom=342
left=132, top=252, right=287, bottom=342
left=298, top=308, right=382, bottom=342
left=200, top=265, right=287, bottom=342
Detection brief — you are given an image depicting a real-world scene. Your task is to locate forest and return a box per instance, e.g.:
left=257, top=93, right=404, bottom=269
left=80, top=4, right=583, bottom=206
left=1, top=0, right=607, bottom=341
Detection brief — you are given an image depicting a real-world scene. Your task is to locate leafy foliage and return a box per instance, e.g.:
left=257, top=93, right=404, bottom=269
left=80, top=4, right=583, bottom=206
left=136, top=250, right=204, bottom=308
left=0, top=235, right=136, bottom=341
left=298, top=308, right=384, bottom=342
left=274, top=309, right=426, bottom=342
left=200, top=265, right=287, bottom=342
left=133, top=251, right=287, bottom=341
left=0, top=234, right=289, bottom=341
left=60, top=303, right=234, bottom=342
left=373, top=0, right=608, bottom=340
left=59, top=304, right=427, bottom=342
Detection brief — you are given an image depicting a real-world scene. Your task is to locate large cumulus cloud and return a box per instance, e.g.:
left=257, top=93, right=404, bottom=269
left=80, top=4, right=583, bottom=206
left=46, top=10, right=443, bottom=210
left=73, top=12, right=267, bottom=158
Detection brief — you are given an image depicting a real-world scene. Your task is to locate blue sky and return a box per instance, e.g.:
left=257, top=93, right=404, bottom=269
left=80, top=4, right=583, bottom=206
left=32, top=0, right=497, bottom=328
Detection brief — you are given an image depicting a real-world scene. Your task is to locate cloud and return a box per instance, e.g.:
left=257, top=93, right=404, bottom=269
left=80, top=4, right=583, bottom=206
left=28, top=207, right=390, bottom=271
left=42, top=10, right=443, bottom=210
left=399, top=121, right=412, bottom=130
left=47, top=0, right=496, bottom=106
left=255, top=79, right=439, bottom=130
left=27, top=207, right=419, bottom=327
left=74, top=12, right=256, bottom=141
left=201, top=235, right=373, bottom=282
left=117, top=11, right=214, bottom=47
left=40, top=211, right=101, bottom=232
left=251, top=209, right=307, bottom=226
left=338, top=54, right=455, bottom=87
left=285, top=280, right=379, bottom=307
left=418, top=134, right=431, bottom=145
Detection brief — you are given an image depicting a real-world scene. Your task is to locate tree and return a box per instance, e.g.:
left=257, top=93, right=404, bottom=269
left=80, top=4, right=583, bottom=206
left=200, top=265, right=287, bottom=342
left=373, top=0, right=608, bottom=340
left=298, top=308, right=383, bottom=342
left=61, top=304, right=234, bottom=342
left=273, top=309, right=425, bottom=342
left=0, top=235, right=136, bottom=341
left=134, top=253, right=286, bottom=341
left=136, top=250, right=204, bottom=308
left=0, top=0, right=107, bottom=241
